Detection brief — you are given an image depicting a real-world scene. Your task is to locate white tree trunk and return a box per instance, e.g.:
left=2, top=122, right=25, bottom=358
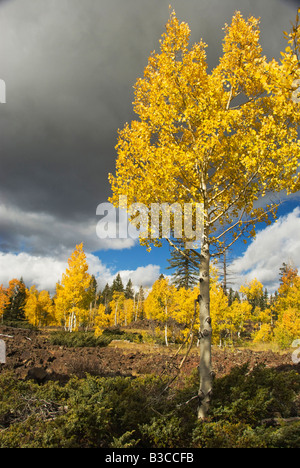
left=197, top=233, right=213, bottom=420
left=165, top=305, right=169, bottom=347
left=68, top=311, right=73, bottom=332
left=115, top=304, right=118, bottom=326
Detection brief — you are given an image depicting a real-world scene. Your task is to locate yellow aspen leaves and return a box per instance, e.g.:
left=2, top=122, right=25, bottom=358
left=55, top=243, right=92, bottom=332
left=24, top=286, right=55, bottom=328
left=0, top=285, right=8, bottom=320
left=109, top=10, right=300, bottom=256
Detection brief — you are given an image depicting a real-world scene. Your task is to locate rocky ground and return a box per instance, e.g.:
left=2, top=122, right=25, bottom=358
left=0, top=325, right=299, bottom=385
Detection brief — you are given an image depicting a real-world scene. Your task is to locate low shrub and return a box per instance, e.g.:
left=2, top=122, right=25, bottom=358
left=0, top=364, right=299, bottom=448
left=48, top=329, right=143, bottom=348
left=49, top=331, right=111, bottom=348
left=2, top=320, right=38, bottom=331
left=210, top=364, right=300, bottom=425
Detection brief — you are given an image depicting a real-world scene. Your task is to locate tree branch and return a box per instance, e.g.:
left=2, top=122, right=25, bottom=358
left=208, top=167, right=261, bottom=227
left=166, top=238, right=202, bottom=265
left=210, top=202, right=281, bottom=258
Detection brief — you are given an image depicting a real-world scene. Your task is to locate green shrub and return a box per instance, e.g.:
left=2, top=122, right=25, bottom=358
left=49, top=329, right=143, bottom=348
left=192, top=420, right=267, bottom=448
left=0, top=364, right=299, bottom=448
left=102, top=328, right=143, bottom=344
left=49, top=331, right=111, bottom=348
left=211, top=364, right=300, bottom=425
left=262, top=421, right=300, bottom=448
left=2, top=320, right=38, bottom=331
left=140, top=416, right=189, bottom=448
left=273, top=327, right=295, bottom=350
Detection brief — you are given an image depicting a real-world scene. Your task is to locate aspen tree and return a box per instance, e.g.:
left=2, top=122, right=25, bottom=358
left=109, top=10, right=300, bottom=419
left=24, top=287, right=55, bottom=327
left=273, top=269, right=300, bottom=348
left=55, top=244, right=92, bottom=332
left=144, top=277, right=176, bottom=346
left=0, top=285, right=8, bottom=322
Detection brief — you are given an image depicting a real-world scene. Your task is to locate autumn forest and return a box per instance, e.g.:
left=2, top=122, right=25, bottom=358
left=1, top=242, right=299, bottom=351
left=1, top=4, right=300, bottom=449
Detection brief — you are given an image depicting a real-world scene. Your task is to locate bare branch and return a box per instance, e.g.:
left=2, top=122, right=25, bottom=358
left=210, top=202, right=281, bottom=258
left=211, top=229, right=245, bottom=258
left=166, top=238, right=202, bottom=265
left=213, top=207, right=246, bottom=242
left=208, top=167, right=261, bottom=227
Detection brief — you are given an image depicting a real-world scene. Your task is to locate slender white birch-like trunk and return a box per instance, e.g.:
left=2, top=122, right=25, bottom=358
left=165, top=305, right=169, bottom=347
left=197, top=231, right=212, bottom=420
left=114, top=303, right=118, bottom=327
left=197, top=174, right=213, bottom=420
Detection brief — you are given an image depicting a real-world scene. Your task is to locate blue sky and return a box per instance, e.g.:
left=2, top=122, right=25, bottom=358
left=90, top=195, right=300, bottom=294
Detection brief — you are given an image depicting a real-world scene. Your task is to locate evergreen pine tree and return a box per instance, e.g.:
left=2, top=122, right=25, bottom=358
left=261, top=288, right=269, bottom=310
left=112, top=273, right=124, bottom=293
left=227, top=288, right=240, bottom=306
left=98, top=283, right=112, bottom=310
left=4, top=278, right=27, bottom=323
left=233, top=291, right=241, bottom=302
left=166, top=240, right=200, bottom=290
left=125, top=279, right=134, bottom=299
left=134, top=286, right=145, bottom=320
left=279, top=262, right=289, bottom=284
left=87, top=275, right=98, bottom=307
left=228, top=288, right=235, bottom=307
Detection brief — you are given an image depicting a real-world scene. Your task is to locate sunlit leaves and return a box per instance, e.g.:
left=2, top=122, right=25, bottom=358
left=110, top=10, right=300, bottom=255
left=0, top=285, right=8, bottom=320
left=24, top=286, right=55, bottom=328
left=55, top=243, right=92, bottom=332
left=273, top=267, right=300, bottom=348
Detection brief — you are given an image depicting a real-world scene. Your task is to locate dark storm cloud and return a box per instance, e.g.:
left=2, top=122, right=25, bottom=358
left=0, top=0, right=297, bottom=254
left=283, top=0, right=300, bottom=8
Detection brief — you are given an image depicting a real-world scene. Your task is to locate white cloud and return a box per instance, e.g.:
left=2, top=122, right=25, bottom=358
left=117, top=265, right=161, bottom=291
left=231, top=207, right=300, bottom=293
left=0, top=202, right=135, bottom=256
left=0, top=250, right=161, bottom=295
left=0, top=201, right=162, bottom=293
left=0, top=252, right=68, bottom=292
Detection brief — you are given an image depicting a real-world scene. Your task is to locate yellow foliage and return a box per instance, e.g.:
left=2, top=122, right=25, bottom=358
left=109, top=292, right=126, bottom=327
left=277, top=307, right=300, bottom=338
left=273, top=274, right=300, bottom=347
left=278, top=264, right=298, bottom=297
left=109, top=10, right=300, bottom=256
left=252, top=323, right=273, bottom=344
left=94, top=295, right=136, bottom=335
left=210, top=283, right=252, bottom=345
left=0, top=285, right=8, bottom=320
left=55, top=243, right=92, bottom=332
left=240, top=279, right=264, bottom=304
left=144, top=277, right=176, bottom=322
left=25, top=286, right=55, bottom=327
left=172, top=287, right=199, bottom=326
left=94, top=304, right=114, bottom=336
left=210, top=282, right=229, bottom=344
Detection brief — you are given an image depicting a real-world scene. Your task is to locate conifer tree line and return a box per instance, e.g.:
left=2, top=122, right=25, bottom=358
left=0, top=243, right=299, bottom=350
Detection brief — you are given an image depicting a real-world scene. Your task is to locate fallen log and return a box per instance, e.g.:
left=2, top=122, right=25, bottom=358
left=261, top=417, right=300, bottom=427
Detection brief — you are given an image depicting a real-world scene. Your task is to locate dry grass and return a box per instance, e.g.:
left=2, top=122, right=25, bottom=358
left=108, top=339, right=177, bottom=355
left=241, top=341, right=290, bottom=355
